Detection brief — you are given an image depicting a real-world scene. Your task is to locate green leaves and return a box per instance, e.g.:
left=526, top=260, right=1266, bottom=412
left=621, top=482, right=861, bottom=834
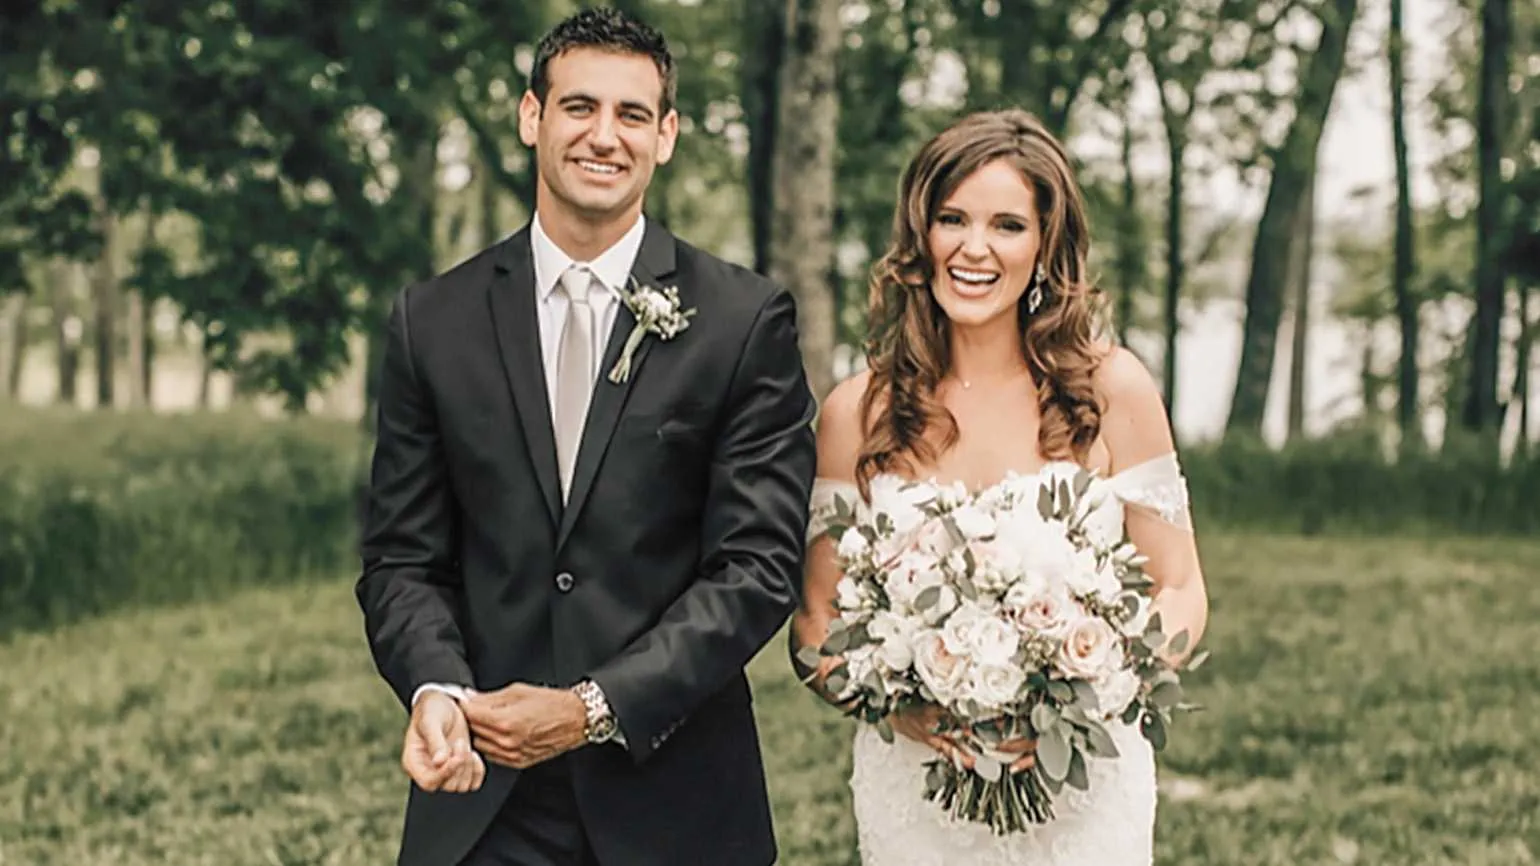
left=1036, top=723, right=1072, bottom=782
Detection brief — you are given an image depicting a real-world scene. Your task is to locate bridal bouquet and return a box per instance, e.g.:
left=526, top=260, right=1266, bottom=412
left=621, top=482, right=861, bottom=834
left=800, top=468, right=1206, bottom=834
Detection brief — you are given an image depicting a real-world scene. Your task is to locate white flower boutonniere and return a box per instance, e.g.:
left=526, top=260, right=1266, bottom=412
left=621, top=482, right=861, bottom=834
left=607, top=277, right=697, bottom=384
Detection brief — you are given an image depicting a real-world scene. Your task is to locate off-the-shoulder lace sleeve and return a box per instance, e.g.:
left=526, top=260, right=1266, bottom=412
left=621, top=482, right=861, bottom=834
left=808, top=478, right=863, bottom=545
left=1106, top=452, right=1193, bottom=531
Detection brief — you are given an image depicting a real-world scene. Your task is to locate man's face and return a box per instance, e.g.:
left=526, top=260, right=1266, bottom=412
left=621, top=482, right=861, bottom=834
left=519, top=47, right=679, bottom=225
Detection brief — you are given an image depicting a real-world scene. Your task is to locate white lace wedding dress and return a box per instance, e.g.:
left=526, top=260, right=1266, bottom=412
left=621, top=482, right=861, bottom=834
left=807, top=455, right=1193, bottom=866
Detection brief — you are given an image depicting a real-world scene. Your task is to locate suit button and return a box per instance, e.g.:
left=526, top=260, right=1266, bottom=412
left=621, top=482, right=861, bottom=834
left=555, top=572, right=575, bottom=592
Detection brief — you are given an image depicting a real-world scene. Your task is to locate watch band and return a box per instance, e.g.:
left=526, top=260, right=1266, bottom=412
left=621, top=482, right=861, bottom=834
left=573, top=680, right=617, bottom=744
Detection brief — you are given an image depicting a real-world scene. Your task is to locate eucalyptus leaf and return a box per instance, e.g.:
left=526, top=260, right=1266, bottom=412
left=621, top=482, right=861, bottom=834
left=1073, top=468, right=1092, bottom=498
left=915, top=585, right=942, bottom=612
left=1149, top=681, right=1183, bottom=709
left=826, top=672, right=849, bottom=696
left=1168, top=630, right=1190, bottom=656
left=823, top=627, right=852, bottom=655
left=1140, top=711, right=1168, bottom=751
left=795, top=645, right=823, bottom=670
left=1142, top=630, right=1166, bottom=651
left=1047, top=680, right=1075, bottom=703
left=1071, top=679, right=1101, bottom=712
left=1084, top=720, right=1120, bottom=758
left=877, top=718, right=895, bottom=744
left=1065, top=747, right=1090, bottom=791
left=1185, top=650, right=1211, bottom=671
left=1036, top=726, right=1072, bottom=782
left=973, top=753, right=1004, bottom=782
left=1037, top=485, right=1054, bottom=521
left=1122, top=701, right=1142, bottom=725
left=1030, top=701, right=1060, bottom=733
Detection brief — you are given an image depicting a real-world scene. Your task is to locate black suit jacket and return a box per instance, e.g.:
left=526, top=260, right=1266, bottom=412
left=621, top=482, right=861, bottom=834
left=356, top=220, right=817, bottom=866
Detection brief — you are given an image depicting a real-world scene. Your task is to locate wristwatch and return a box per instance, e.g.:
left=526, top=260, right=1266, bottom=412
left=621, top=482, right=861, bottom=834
left=572, top=680, right=619, bottom=744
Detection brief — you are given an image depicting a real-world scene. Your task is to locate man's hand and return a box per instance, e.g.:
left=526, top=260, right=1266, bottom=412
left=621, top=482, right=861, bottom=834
left=462, top=683, right=588, bottom=770
left=402, top=691, right=486, bottom=793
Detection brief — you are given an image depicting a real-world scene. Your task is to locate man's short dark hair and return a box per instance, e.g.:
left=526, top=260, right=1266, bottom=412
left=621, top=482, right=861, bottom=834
left=530, top=7, right=677, bottom=117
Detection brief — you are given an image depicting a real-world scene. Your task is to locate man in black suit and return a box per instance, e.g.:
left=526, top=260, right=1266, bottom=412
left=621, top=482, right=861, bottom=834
left=355, top=7, right=817, bottom=865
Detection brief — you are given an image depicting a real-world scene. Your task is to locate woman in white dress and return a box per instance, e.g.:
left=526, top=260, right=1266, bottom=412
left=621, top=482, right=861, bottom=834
left=791, top=109, right=1211, bottom=866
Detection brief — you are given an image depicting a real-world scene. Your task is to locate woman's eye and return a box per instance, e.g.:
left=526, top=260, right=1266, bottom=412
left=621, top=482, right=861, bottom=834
left=937, top=213, right=963, bottom=226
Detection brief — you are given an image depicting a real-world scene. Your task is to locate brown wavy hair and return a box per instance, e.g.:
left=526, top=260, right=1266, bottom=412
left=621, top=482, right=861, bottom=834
left=856, top=109, right=1109, bottom=494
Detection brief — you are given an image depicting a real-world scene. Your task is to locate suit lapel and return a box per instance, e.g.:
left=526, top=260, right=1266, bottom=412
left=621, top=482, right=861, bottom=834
left=487, top=228, right=562, bottom=528
left=555, top=220, right=679, bottom=552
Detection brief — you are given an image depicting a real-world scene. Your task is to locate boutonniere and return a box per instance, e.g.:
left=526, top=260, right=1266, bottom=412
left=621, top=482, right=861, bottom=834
left=608, top=277, right=697, bottom=384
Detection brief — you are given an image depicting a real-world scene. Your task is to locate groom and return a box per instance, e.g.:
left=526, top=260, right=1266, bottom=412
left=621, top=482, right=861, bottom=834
left=356, top=7, right=817, bottom=866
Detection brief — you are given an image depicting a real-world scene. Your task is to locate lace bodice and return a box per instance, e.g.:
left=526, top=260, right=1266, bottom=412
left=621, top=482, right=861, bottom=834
left=808, top=453, right=1193, bottom=544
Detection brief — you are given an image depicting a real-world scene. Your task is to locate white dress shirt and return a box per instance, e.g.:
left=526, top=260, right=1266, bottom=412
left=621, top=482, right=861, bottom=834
left=410, top=214, right=646, bottom=743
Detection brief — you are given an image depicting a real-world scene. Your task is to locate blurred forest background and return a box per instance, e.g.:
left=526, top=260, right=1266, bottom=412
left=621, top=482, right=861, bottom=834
left=3, top=1, right=1540, bottom=864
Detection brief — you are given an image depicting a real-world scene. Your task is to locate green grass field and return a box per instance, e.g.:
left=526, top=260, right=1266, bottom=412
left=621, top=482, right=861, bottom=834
left=4, top=532, right=1539, bottom=865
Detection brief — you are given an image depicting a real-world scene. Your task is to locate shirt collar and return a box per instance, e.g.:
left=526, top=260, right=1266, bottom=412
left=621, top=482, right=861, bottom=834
left=531, top=212, right=647, bottom=302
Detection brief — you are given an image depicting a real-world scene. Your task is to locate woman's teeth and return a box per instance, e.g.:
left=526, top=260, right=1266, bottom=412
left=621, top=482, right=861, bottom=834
left=948, top=267, right=999, bottom=286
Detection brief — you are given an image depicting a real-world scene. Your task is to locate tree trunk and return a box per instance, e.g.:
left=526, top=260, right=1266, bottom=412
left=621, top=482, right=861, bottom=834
left=2, top=293, right=26, bottom=400
left=1116, top=115, right=1141, bottom=348
left=198, top=324, right=213, bottom=410
left=742, top=0, right=786, bottom=276
left=1286, top=177, right=1316, bottom=441
left=1462, top=0, right=1511, bottom=435
left=1390, top=0, right=1421, bottom=451
left=1162, top=132, right=1185, bottom=414
left=768, top=0, right=841, bottom=399
left=92, top=207, right=119, bottom=409
left=53, top=261, right=81, bottom=406
left=1226, top=0, right=1359, bottom=435
left=1506, top=281, right=1532, bottom=452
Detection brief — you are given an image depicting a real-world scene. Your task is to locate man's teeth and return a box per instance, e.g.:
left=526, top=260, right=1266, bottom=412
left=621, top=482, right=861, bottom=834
left=949, top=267, right=999, bottom=285
left=579, top=160, right=620, bottom=174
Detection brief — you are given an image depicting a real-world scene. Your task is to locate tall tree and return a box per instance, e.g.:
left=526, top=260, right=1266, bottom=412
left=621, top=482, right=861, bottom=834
left=742, top=0, right=787, bottom=277
left=1286, top=177, right=1316, bottom=441
left=768, top=0, right=841, bottom=399
left=1389, top=0, right=1421, bottom=449
left=1462, top=0, right=1511, bottom=434
left=1227, top=0, right=1360, bottom=434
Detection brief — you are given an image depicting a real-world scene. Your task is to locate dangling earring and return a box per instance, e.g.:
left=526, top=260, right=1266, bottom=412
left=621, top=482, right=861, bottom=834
left=1027, top=264, right=1046, bottom=314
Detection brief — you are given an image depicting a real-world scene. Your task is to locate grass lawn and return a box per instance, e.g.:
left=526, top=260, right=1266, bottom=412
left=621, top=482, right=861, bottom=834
left=3, top=532, right=1539, bottom=865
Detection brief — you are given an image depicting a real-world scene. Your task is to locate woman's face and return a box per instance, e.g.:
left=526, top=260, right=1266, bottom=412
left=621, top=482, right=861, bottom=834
left=925, top=158, right=1042, bottom=331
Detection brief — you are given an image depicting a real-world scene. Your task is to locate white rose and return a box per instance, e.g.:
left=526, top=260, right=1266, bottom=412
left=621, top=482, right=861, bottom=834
left=964, top=615, right=1021, bottom=667
left=950, top=504, right=997, bottom=540
left=1058, top=615, right=1124, bottom=680
left=932, top=480, right=970, bottom=510
left=1006, top=585, right=1076, bottom=640
left=939, top=604, right=989, bottom=657
left=966, top=540, right=1024, bottom=595
left=884, top=551, right=945, bottom=612
left=834, top=577, right=872, bottom=613
left=868, top=611, right=917, bottom=671
left=869, top=476, right=936, bottom=535
left=1064, top=550, right=1121, bottom=602
left=912, top=630, right=971, bottom=704
left=836, top=528, right=871, bottom=561
left=1093, top=668, right=1141, bottom=717
left=971, top=664, right=1028, bottom=711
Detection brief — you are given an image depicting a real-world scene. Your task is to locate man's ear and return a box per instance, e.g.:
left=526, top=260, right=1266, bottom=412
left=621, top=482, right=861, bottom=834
left=518, top=90, right=542, bottom=148
left=655, top=109, right=679, bottom=166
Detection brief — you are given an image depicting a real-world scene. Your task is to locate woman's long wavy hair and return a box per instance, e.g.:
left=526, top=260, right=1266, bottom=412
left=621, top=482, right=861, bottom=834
left=856, top=109, right=1109, bottom=494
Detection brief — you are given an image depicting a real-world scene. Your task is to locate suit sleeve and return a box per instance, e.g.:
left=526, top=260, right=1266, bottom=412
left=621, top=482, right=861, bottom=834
left=355, top=287, right=475, bottom=710
left=588, top=288, right=817, bottom=762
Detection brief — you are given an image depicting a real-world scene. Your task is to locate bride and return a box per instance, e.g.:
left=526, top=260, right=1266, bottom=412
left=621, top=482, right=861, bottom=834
left=791, top=109, right=1210, bottom=865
